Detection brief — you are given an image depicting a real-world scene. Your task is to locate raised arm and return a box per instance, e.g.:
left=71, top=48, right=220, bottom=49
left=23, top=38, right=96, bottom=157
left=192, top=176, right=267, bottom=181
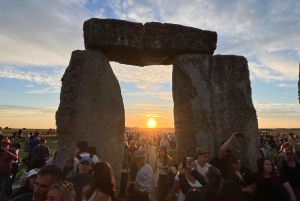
left=218, top=133, right=237, bottom=159
left=282, top=182, right=297, bottom=201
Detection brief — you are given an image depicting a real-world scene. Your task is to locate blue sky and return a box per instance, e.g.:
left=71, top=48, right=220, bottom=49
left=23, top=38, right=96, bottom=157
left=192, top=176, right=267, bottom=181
left=0, top=0, right=299, bottom=128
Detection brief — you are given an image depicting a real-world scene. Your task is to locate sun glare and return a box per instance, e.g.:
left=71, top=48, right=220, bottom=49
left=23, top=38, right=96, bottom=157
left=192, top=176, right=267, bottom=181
left=147, top=119, right=157, bottom=128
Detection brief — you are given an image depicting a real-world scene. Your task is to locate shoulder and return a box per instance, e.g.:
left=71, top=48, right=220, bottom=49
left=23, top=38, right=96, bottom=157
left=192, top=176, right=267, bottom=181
left=12, top=192, right=33, bottom=201
left=94, top=190, right=109, bottom=201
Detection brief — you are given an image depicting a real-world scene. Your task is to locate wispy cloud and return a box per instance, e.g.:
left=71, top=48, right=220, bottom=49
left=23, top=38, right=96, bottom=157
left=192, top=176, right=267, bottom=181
left=0, top=66, right=64, bottom=89
left=0, top=105, right=57, bottom=118
left=25, top=85, right=34, bottom=88
left=277, top=83, right=297, bottom=87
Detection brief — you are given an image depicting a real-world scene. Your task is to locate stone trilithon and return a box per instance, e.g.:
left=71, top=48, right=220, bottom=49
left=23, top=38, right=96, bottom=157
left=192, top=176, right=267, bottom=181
left=56, top=18, right=259, bottom=184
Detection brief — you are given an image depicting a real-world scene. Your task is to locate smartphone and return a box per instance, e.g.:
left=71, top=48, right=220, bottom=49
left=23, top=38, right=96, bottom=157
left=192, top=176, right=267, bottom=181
left=235, top=132, right=245, bottom=138
left=182, top=157, right=187, bottom=168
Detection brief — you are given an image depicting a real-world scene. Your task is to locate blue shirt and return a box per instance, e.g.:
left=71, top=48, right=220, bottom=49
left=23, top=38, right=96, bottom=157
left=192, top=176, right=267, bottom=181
left=28, top=139, right=40, bottom=153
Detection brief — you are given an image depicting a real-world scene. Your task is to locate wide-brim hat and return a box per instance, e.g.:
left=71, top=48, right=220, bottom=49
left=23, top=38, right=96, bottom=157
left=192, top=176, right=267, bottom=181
left=132, top=150, right=147, bottom=160
left=1, top=139, right=11, bottom=145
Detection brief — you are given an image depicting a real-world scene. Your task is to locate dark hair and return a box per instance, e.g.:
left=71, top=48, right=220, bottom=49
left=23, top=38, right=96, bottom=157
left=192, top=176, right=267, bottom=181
left=206, top=166, right=222, bottom=188
left=126, top=189, right=150, bottom=201
left=14, top=143, right=21, bottom=149
left=76, top=141, right=88, bottom=152
left=40, top=138, right=46, bottom=143
left=228, top=157, right=239, bottom=171
left=92, top=161, right=116, bottom=197
left=185, top=188, right=207, bottom=201
left=157, top=146, right=171, bottom=166
left=88, top=146, right=97, bottom=155
left=38, top=165, right=63, bottom=183
left=217, top=180, right=244, bottom=201
left=256, top=158, right=279, bottom=184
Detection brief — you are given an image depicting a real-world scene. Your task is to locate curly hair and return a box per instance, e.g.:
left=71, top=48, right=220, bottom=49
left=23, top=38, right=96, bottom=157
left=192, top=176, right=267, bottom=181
left=92, top=161, right=116, bottom=197
left=47, top=181, right=76, bottom=201
left=256, top=158, right=279, bottom=184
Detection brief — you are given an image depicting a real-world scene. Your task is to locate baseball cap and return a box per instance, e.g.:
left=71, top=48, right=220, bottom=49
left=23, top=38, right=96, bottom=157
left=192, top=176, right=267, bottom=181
left=79, top=156, right=93, bottom=165
left=28, top=168, right=39, bottom=177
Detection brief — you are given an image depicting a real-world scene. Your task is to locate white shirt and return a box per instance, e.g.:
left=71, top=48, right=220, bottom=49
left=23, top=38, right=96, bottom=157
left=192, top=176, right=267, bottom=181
left=73, top=153, right=99, bottom=172
left=175, top=174, right=201, bottom=201
left=196, top=161, right=211, bottom=176
left=135, top=164, right=155, bottom=201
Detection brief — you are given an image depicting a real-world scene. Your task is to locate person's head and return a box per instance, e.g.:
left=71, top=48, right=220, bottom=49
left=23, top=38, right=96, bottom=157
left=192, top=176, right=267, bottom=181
left=28, top=168, right=39, bottom=190
left=0, top=138, right=11, bottom=149
left=78, top=156, right=93, bottom=175
left=186, top=157, right=197, bottom=169
left=76, top=141, right=88, bottom=152
left=88, top=146, right=97, bottom=155
left=132, top=150, right=147, bottom=167
left=34, top=165, right=63, bottom=201
left=289, top=133, right=295, bottom=139
left=185, top=188, right=207, bottom=201
left=257, top=158, right=279, bottom=184
left=196, top=146, right=210, bottom=165
left=285, top=148, right=297, bottom=161
left=34, top=133, right=40, bottom=139
left=204, top=166, right=222, bottom=188
left=158, top=146, right=171, bottom=166
left=45, top=181, right=76, bottom=201
left=129, top=140, right=135, bottom=148
left=280, top=138, right=285, bottom=143
left=92, top=161, right=116, bottom=197
left=280, top=142, right=292, bottom=152
left=40, top=138, right=46, bottom=144
left=163, top=134, right=168, bottom=140
left=126, top=189, right=150, bottom=201
left=221, top=140, right=232, bottom=154
left=228, top=157, right=241, bottom=172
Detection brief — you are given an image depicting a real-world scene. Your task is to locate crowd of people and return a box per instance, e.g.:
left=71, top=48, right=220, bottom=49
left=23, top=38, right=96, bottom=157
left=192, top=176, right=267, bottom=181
left=0, top=130, right=300, bottom=201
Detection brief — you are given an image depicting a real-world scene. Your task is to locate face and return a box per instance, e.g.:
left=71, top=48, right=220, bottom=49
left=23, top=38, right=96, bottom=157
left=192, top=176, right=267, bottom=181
left=263, top=160, right=273, bottom=173
left=78, top=161, right=92, bottom=174
left=286, top=151, right=295, bottom=160
left=45, top=188, right=61, bottom=201
left=0, top=144, right=9, bottom=149
left=29, top=175, right=37, bottom=190
left=190, top=160, right=197, bottom=169
left=160, top=150, right=166, bottom=157
left=233, top=160, right=241, bottom=171
left=198, top=153, right=209, bottom=164
left=34, top=174, right=55, bottom=201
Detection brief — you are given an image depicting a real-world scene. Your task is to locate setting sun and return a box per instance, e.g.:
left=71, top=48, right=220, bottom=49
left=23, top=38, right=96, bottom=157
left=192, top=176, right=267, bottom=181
left=147, top=119, right=157, bottom=128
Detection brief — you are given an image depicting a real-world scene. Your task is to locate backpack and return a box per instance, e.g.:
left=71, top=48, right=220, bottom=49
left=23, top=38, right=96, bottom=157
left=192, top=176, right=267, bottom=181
left=75, top=154, right=94, bottom=173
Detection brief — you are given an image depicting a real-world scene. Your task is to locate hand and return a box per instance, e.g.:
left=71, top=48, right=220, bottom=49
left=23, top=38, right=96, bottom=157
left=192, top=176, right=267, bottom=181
left=231, top=132, right=239, bottom=139
left=178, top=164, right=184, bottom=174
left=82, top=185, right=91, bottom=199
left=65, top=157, right=74, bottom=168
left=242, top=187, right=253, bottom=195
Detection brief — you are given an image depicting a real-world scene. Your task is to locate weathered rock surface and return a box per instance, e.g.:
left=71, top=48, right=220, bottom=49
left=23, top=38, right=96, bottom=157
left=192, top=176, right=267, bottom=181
left=173, top=54, right=258, bottom=170
left=83, top=18, right=217, bottom=66
left=55, top=49, right=125, bottom=182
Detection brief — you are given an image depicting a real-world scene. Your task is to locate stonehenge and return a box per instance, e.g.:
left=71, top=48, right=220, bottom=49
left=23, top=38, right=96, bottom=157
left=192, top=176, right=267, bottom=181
left=56, top=18, right=258, bottom=181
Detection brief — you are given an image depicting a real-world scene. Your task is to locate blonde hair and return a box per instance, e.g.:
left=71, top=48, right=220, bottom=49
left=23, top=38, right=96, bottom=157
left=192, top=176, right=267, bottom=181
left=196, top=146, right=210, bottom=156
left=47, top=181, right=76, bottom=201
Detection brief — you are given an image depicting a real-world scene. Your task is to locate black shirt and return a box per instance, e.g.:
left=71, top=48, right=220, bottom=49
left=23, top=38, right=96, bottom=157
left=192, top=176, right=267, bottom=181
left=281, top=161, right=300, bottom=187
left=253, top=172, right=289, bottom=201
left=210, top=154, right=232, bottom=179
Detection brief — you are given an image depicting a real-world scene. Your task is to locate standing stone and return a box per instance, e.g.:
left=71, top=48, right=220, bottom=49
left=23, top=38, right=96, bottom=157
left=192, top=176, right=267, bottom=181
left=55, top=49, right=125, bottom=183
left=173, top=54, right=258, bottom=170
